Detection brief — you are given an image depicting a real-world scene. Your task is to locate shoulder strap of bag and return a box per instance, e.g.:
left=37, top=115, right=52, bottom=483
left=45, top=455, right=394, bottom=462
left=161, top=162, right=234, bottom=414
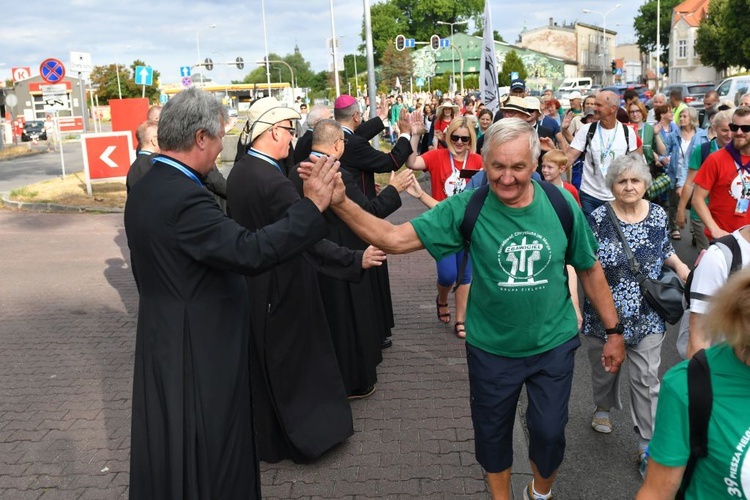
left=454, top=181, right=573, bottom=292
left=578, top=123, right=598, bottom=162
left=677, top=348, right=713, bottom=500
left=701, top=140, right=713, bottom=165
left=685, top=233, right=742, bottom=308
left=604, top=202, right=643, bottom=278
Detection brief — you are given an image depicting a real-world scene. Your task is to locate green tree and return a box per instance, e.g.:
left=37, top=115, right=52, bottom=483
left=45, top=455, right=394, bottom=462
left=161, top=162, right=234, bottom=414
left=90, top=60, right=160, bottom=103
left=498, top=50, right=527, bottom=87
left=365, top=1, right=408, bottom=64
left=379, top=44, right=413, bottom=92
left=241, top=53, right=284, bottom=84
left=695, top=0, right=728, bottom=71
left=470, top=16, right=504, bottom=42
left=633, top=0, right=681, bottom=68
left=719, top=0, right=750, bottom=69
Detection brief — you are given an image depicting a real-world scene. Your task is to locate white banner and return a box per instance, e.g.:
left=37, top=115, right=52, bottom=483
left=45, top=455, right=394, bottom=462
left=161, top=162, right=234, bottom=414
left=479, top=0, right=499, bottom=114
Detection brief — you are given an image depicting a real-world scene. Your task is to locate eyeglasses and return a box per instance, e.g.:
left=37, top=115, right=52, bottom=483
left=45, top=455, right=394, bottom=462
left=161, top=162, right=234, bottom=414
left=629, top=109, right=642, bottom=114
left=335, top=137, right=349, bottom=145
left=729, top=123, right=750, bottom=133
left=276, top=125, right=296, bottom=137
left=450, top=134, right=471, bottom=143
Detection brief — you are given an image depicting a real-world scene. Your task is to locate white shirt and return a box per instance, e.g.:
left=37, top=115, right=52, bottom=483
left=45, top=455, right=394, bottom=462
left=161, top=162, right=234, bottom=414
left=690, top=228, right=750, bottom=314
left=570, top=122, right=638, bottom=201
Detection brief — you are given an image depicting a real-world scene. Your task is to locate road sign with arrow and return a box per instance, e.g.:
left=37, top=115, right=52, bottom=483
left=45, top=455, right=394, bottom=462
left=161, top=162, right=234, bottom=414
left=134, top=66, right=153, bottom=86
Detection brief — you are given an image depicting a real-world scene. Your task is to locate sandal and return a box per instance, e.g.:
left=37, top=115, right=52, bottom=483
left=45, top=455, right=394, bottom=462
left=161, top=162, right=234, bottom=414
left=671, top=230, right=681, bottom=240
left=436, top=296, right=451, bottom=324
left=454, top=322, right=466, bottom=339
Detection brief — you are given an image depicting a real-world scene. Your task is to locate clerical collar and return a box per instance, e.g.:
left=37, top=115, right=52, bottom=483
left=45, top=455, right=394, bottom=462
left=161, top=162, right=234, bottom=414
left=152, top=155, right=203, bottom=187
left=138, top=149, right=156, bottom=156
left=310, top=151, right=326, bottom=158
left=342, top=125, right=354, bottom=135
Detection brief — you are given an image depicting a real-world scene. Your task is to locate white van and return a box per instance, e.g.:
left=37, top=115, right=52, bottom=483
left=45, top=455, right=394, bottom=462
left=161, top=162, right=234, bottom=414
left=558, top=78, right=593, bottom=97
left=716, top=76, right=750, bottom=107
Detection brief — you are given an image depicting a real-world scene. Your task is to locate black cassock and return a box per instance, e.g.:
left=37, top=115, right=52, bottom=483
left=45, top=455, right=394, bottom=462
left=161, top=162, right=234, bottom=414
left=340, top=122, right=413, bottom=335
left=124, top=156, right=328, bottom=500
left=290, top=164, right=403, bottom=394
left=227, top=152, right=360, bottom=463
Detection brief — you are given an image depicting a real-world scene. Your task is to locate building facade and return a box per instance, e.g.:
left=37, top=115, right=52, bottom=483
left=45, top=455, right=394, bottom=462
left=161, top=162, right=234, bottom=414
left=669, top=0, right=718, bottom=83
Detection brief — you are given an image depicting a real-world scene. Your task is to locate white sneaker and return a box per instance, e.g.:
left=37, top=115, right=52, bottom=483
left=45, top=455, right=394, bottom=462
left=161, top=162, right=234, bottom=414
left=591, top=412, right=613, bottom=434
left=523, top=482, right=553, bottom=500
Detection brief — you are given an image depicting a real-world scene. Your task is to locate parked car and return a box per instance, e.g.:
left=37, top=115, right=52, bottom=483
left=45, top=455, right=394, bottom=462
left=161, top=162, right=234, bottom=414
left=21, top=120, right=47, bottom=142
left=715, top=76, right=750, bottom=107
left=662, top=82, right=715, bottom=111
left=602, top=84, right=653, bottom=106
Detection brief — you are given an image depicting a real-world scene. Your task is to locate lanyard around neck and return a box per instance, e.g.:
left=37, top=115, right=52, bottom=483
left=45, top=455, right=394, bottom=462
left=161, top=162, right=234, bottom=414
left=153, top=156, right=203, bottom=187
left=598, top=122, right=619, bottom=162
left=247, top=148, right=281, bottom=173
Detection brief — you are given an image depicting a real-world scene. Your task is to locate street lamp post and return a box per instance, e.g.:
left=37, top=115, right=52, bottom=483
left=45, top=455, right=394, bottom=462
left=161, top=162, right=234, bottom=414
left=196, top=24, right=217, bottom=87
left=582, top=4, right=621, bottom=86
left=255, top=60, right=296, bottom=99
left=329, top=0, right=341, bottom=97
left=436, top=20, right=468, bottom=94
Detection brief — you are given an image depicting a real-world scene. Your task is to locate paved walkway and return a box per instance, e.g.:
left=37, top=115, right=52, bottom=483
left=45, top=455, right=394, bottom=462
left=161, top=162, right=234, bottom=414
left=0, top=191, right=524, bottom=498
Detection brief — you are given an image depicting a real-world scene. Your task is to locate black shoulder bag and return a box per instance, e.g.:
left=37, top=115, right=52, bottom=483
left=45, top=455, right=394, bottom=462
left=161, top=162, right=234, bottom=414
left=605, top=203, right=685, bottom=324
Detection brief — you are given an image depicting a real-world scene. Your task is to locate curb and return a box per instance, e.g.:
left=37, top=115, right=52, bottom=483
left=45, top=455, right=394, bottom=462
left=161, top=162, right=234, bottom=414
left=0, top=148, right=48, bottom=162
left=0, top=194, right=123, bottom=214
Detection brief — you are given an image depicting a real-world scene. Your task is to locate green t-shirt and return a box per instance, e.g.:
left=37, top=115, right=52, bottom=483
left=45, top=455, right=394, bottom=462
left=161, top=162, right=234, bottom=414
left=649, top=343, right=750, bottom=499
left=687, top=139, right=718, bottom=220
left=410, top=181, right=598, bottom=357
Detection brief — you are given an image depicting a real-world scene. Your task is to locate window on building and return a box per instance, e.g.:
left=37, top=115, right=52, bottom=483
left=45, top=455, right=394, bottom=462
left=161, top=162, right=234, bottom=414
left=678, top=40, right=687, bottom=59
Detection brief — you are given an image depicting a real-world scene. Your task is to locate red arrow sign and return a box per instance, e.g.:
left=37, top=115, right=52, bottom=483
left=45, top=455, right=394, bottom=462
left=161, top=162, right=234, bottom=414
left=82, top=132, right=133, bottom=181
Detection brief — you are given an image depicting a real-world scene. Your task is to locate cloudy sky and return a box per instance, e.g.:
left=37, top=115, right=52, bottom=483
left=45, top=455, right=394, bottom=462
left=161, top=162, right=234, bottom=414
left=0, top=0, right=643, bottom=86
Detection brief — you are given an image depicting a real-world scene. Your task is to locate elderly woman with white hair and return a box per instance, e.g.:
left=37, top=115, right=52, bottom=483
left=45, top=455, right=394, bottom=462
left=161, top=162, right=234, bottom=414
left=581, top=154, right=690, bottom=476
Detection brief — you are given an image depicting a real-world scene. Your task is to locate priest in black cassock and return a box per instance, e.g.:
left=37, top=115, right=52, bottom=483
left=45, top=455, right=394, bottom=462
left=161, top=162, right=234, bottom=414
left=124, top=87, right=340, bottom=499
left=289, top=119, right=415, bottom=397
left=334, top=95, right=415, bottom=345
left=227, top=97, right=384, bottom=463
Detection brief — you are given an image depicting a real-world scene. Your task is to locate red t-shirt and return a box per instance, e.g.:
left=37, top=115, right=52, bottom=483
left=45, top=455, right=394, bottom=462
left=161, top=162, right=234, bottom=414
left=562, top=181, right=581, bottom=206
left=693, top=147, right=750, bottom=236
left=433, top=118, right=452, bottom=149
left=421, top=149, right=483, bottom=202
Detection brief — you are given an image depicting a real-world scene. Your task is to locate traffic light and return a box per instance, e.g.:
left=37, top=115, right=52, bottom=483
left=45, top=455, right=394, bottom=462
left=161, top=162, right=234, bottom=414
left=205, top=58, right=214, bottom=71
left=430, top=35, right=440, bottom=51
left=395, top=35, right=405, bottom=51
left=611, top=60, right=616, bottom=74
left=236, top=57, right=244, bottom=70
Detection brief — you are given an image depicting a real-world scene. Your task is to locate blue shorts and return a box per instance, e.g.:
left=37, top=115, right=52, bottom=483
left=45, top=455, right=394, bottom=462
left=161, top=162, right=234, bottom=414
left=466, top=336, right=580, bottom=477
left=435, top=250, right=472, bottom=287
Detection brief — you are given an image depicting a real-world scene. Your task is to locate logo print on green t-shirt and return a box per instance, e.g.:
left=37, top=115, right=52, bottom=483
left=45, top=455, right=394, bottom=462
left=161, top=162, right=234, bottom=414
left=497, top=231, right=552, bottom=288
left=732, top=425, right=750, bottom=497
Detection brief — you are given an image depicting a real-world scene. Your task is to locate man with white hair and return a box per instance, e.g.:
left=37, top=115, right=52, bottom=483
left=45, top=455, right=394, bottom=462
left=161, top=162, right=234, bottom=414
left=325, top=118, right=624, bottom=500
left=647, top=93, right=667, bottom=125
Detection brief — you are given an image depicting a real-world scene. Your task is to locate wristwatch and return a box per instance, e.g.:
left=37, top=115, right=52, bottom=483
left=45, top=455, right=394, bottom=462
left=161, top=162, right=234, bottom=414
left=605, top=323, right=624, bottom=335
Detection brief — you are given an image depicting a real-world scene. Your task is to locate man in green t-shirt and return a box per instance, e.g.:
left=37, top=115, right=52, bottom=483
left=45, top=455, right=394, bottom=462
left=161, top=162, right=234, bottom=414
left=676, top=110, right=734, bottom=250
left=325, top=119, right=625, bottom=500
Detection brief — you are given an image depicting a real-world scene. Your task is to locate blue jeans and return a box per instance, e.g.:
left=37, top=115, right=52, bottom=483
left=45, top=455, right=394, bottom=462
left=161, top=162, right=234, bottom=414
left=579, top=191, right=608, bottom=217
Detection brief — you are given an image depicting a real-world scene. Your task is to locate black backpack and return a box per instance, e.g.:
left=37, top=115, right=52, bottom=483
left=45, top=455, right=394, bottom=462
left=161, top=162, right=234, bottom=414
left=676, top=348, right=713, bottom=499
left=453, top=180, right=574, bottom=292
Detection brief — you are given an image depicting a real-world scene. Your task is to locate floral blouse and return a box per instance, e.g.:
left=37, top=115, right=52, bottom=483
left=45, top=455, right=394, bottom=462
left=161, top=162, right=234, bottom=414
left=582, top=202, right=675, bottom=345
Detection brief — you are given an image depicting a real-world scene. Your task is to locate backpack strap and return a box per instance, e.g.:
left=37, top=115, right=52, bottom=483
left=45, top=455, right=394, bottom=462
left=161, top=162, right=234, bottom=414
left=700, top=140, right=713, bottom=166
left=684, top=233, right=742, bottom=308
left=453, top=181, right=573, bottom=292
left=577, top=122, right=598, bottom=163
left=454, top=185, right=490, bottom=292
left=677, top=349, right=713, bottom=500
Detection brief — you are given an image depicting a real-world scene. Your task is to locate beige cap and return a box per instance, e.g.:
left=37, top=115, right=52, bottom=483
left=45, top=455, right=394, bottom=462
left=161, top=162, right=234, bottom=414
left=568, top=91, right=583, bottom=100
left=524, top=96, right=542, bottom=112
left=247, top=97, right=301, bottom=142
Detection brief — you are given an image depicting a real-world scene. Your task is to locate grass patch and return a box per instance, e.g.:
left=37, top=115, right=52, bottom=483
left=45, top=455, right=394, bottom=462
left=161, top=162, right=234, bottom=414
left=7, top=172, right=126, bottom=209
left=0, top=144, right=38, bottom=161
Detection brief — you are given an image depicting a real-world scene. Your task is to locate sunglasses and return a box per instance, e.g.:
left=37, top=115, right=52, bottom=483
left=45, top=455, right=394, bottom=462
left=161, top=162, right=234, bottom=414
left=729, top=123, right=750, bottom=133
left=450, top=134, right=471, bottom=143
left=276, top=125, right=297, bottom=137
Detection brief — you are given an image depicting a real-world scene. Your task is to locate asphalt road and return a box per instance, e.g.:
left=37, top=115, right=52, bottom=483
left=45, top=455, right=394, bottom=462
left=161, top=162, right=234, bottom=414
left=0, top=141, right=84, bottom=193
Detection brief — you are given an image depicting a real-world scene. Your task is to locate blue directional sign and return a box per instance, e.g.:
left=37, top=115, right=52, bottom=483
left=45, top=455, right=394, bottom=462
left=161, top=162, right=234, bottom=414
left=405, top=38, right=416, bottom=48
left=416, top=77, right=425, bottom=87
left=39, top=58, right=66, bottom=84
left=511, top=71, right=519, bottom=80
left=135, top=66, right=153, bottom=86
left=159, top=94, right=169, bottom=104
left=180, top=66, right=191, bottom=77
left=439, top=39, right=450, bottom=48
